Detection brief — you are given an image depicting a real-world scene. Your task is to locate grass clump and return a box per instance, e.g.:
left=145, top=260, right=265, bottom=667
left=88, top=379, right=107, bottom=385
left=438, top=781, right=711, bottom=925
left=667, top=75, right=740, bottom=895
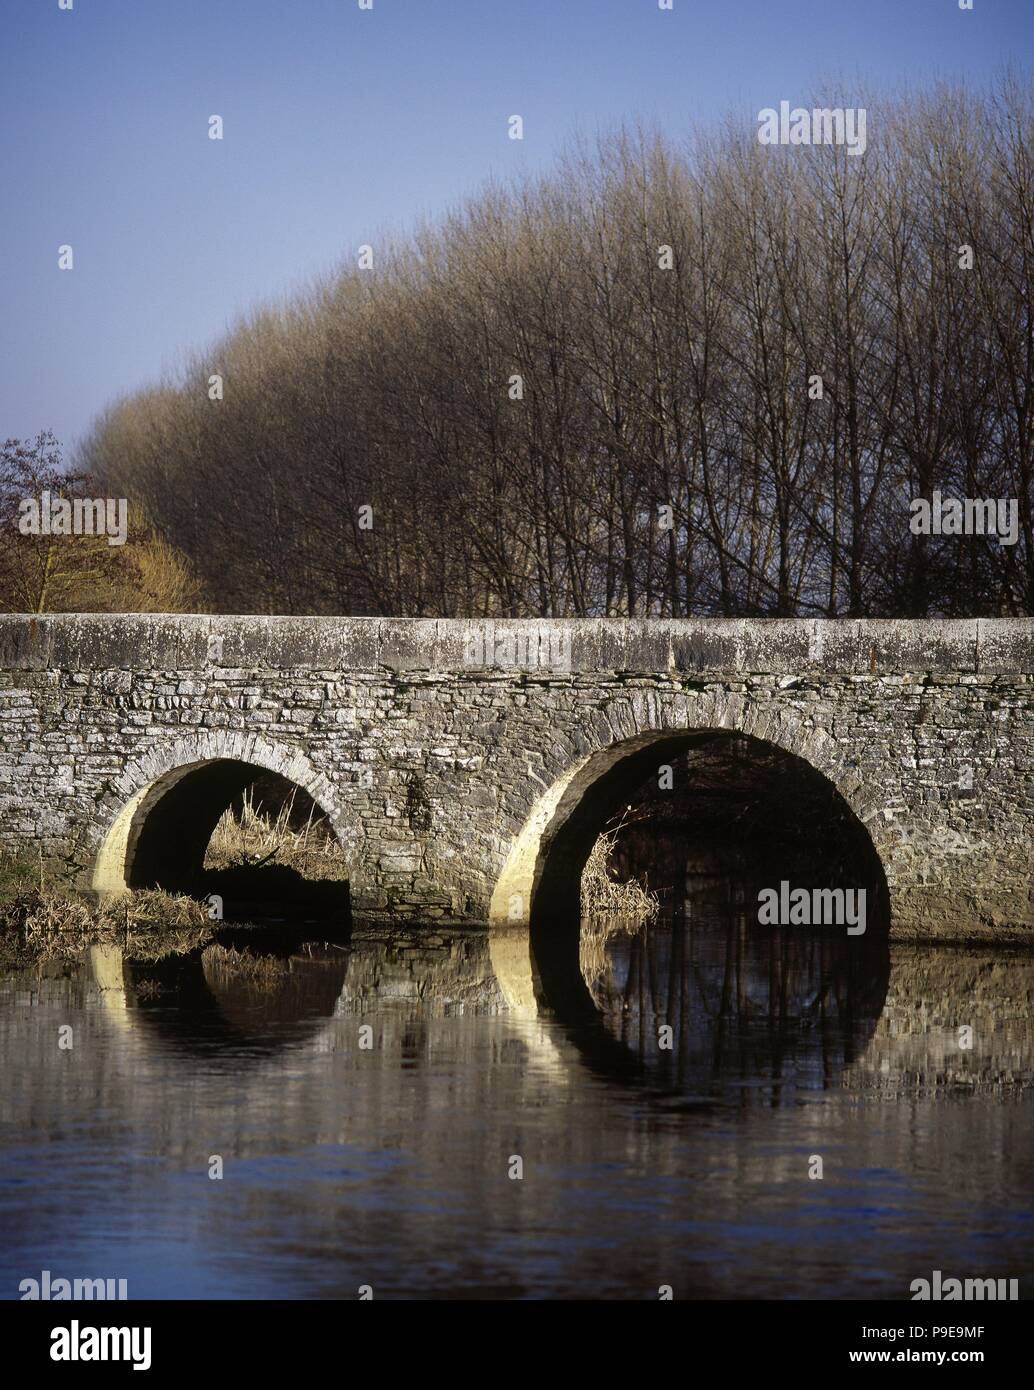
left=579, top=818, right=658, bottom=988
left=205, top=787, right=343, bottom=880
left=0, top=877, right=214, bottom=969
left=580, top=820, right=659, bottom=922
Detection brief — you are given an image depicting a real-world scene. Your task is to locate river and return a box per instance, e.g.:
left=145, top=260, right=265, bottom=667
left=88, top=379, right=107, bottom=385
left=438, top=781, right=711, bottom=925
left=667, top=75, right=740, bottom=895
left=1, top=888, right=1032, bottom=1300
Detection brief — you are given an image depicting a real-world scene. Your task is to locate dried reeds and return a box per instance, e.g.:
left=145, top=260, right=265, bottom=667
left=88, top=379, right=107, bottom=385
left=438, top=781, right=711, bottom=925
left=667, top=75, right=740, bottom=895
left=579, top=819, right=658, bottom=986
left=205, top=787, right=340, bottom=877
left=0, top=885, right=214, bottom=966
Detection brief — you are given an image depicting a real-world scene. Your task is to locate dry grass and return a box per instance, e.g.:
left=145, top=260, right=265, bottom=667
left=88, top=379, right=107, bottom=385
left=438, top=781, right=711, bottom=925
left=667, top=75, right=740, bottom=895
left=579, top=819, right=658, bottom=987
left=0, top=886, right=214, bottom=967
left=205, top=787, right=341, bottom=879
left=580, top=821, right=659, bottom=922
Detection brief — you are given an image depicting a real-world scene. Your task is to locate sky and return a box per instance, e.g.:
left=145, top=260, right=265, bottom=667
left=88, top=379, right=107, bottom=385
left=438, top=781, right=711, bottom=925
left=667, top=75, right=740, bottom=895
left=1, top=0, right=1031, bottom=457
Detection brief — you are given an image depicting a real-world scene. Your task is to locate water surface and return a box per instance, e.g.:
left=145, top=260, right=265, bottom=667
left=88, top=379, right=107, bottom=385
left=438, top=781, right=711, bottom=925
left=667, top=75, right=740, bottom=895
left=1, top=909, right=1032, bottom=1300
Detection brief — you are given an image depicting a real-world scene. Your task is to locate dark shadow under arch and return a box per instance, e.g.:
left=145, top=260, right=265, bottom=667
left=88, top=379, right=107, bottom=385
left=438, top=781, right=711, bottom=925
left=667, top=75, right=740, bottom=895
left=527, top=729, right=890, bottom=1026
left=98, top=757, right=349, bottom=920
left=126, top=759, right=270, bottom=892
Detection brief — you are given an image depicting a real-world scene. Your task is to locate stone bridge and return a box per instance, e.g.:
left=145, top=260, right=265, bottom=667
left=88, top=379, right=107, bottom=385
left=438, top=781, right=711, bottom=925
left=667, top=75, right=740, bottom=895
left=0, top=614, right=1032, bottom=941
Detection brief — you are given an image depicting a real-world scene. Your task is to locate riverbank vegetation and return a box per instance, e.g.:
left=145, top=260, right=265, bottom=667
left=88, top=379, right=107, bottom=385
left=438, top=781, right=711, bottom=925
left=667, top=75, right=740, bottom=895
left=0, top=864, right=213, bottom=971
left=0, top=785, right=353, bottom=969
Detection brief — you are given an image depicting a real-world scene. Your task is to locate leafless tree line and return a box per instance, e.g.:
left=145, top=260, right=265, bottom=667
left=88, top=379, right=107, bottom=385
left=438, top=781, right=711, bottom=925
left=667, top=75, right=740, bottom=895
left=80, top=79, right=1034, bottom=618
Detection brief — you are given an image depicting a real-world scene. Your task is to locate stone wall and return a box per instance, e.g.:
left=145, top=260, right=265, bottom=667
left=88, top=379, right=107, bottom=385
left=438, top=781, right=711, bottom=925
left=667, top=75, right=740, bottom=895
left=0, top=615, right=1032, bottom=940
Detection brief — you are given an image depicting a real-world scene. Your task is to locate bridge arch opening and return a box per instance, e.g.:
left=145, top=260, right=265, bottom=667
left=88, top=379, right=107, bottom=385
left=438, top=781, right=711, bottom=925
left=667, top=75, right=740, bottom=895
left=93, top=758, right=349, bottom=921
left=491, top=728, right=890, bottom=1022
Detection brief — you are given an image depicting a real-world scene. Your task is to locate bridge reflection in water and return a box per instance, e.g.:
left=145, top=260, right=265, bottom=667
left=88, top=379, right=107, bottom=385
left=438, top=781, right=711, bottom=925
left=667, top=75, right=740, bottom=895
left=72, top=901, right=1033, bottom=1102
left=1, top=879, right=1032, bottom=1299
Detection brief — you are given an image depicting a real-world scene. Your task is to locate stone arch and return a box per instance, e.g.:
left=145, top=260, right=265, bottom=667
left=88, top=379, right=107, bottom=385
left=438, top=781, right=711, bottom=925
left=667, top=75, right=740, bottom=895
left=91, top=732, right=356, bottom=896
left=488, top=689, right=897, bottom=929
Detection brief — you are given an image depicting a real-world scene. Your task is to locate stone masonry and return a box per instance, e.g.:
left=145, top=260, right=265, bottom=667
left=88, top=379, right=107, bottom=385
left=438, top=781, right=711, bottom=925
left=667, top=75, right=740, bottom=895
left=0, top=615, right=1031, bottom=941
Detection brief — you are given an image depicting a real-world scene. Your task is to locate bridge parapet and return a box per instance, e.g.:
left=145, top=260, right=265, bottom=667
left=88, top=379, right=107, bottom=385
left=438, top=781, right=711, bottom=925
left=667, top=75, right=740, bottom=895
left=1, top=614, right=1032, bottom=675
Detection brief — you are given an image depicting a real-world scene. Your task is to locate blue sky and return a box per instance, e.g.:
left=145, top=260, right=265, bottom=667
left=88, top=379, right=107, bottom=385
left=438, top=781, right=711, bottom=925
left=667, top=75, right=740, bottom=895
left=1, top=0, right=1030, bottom=456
